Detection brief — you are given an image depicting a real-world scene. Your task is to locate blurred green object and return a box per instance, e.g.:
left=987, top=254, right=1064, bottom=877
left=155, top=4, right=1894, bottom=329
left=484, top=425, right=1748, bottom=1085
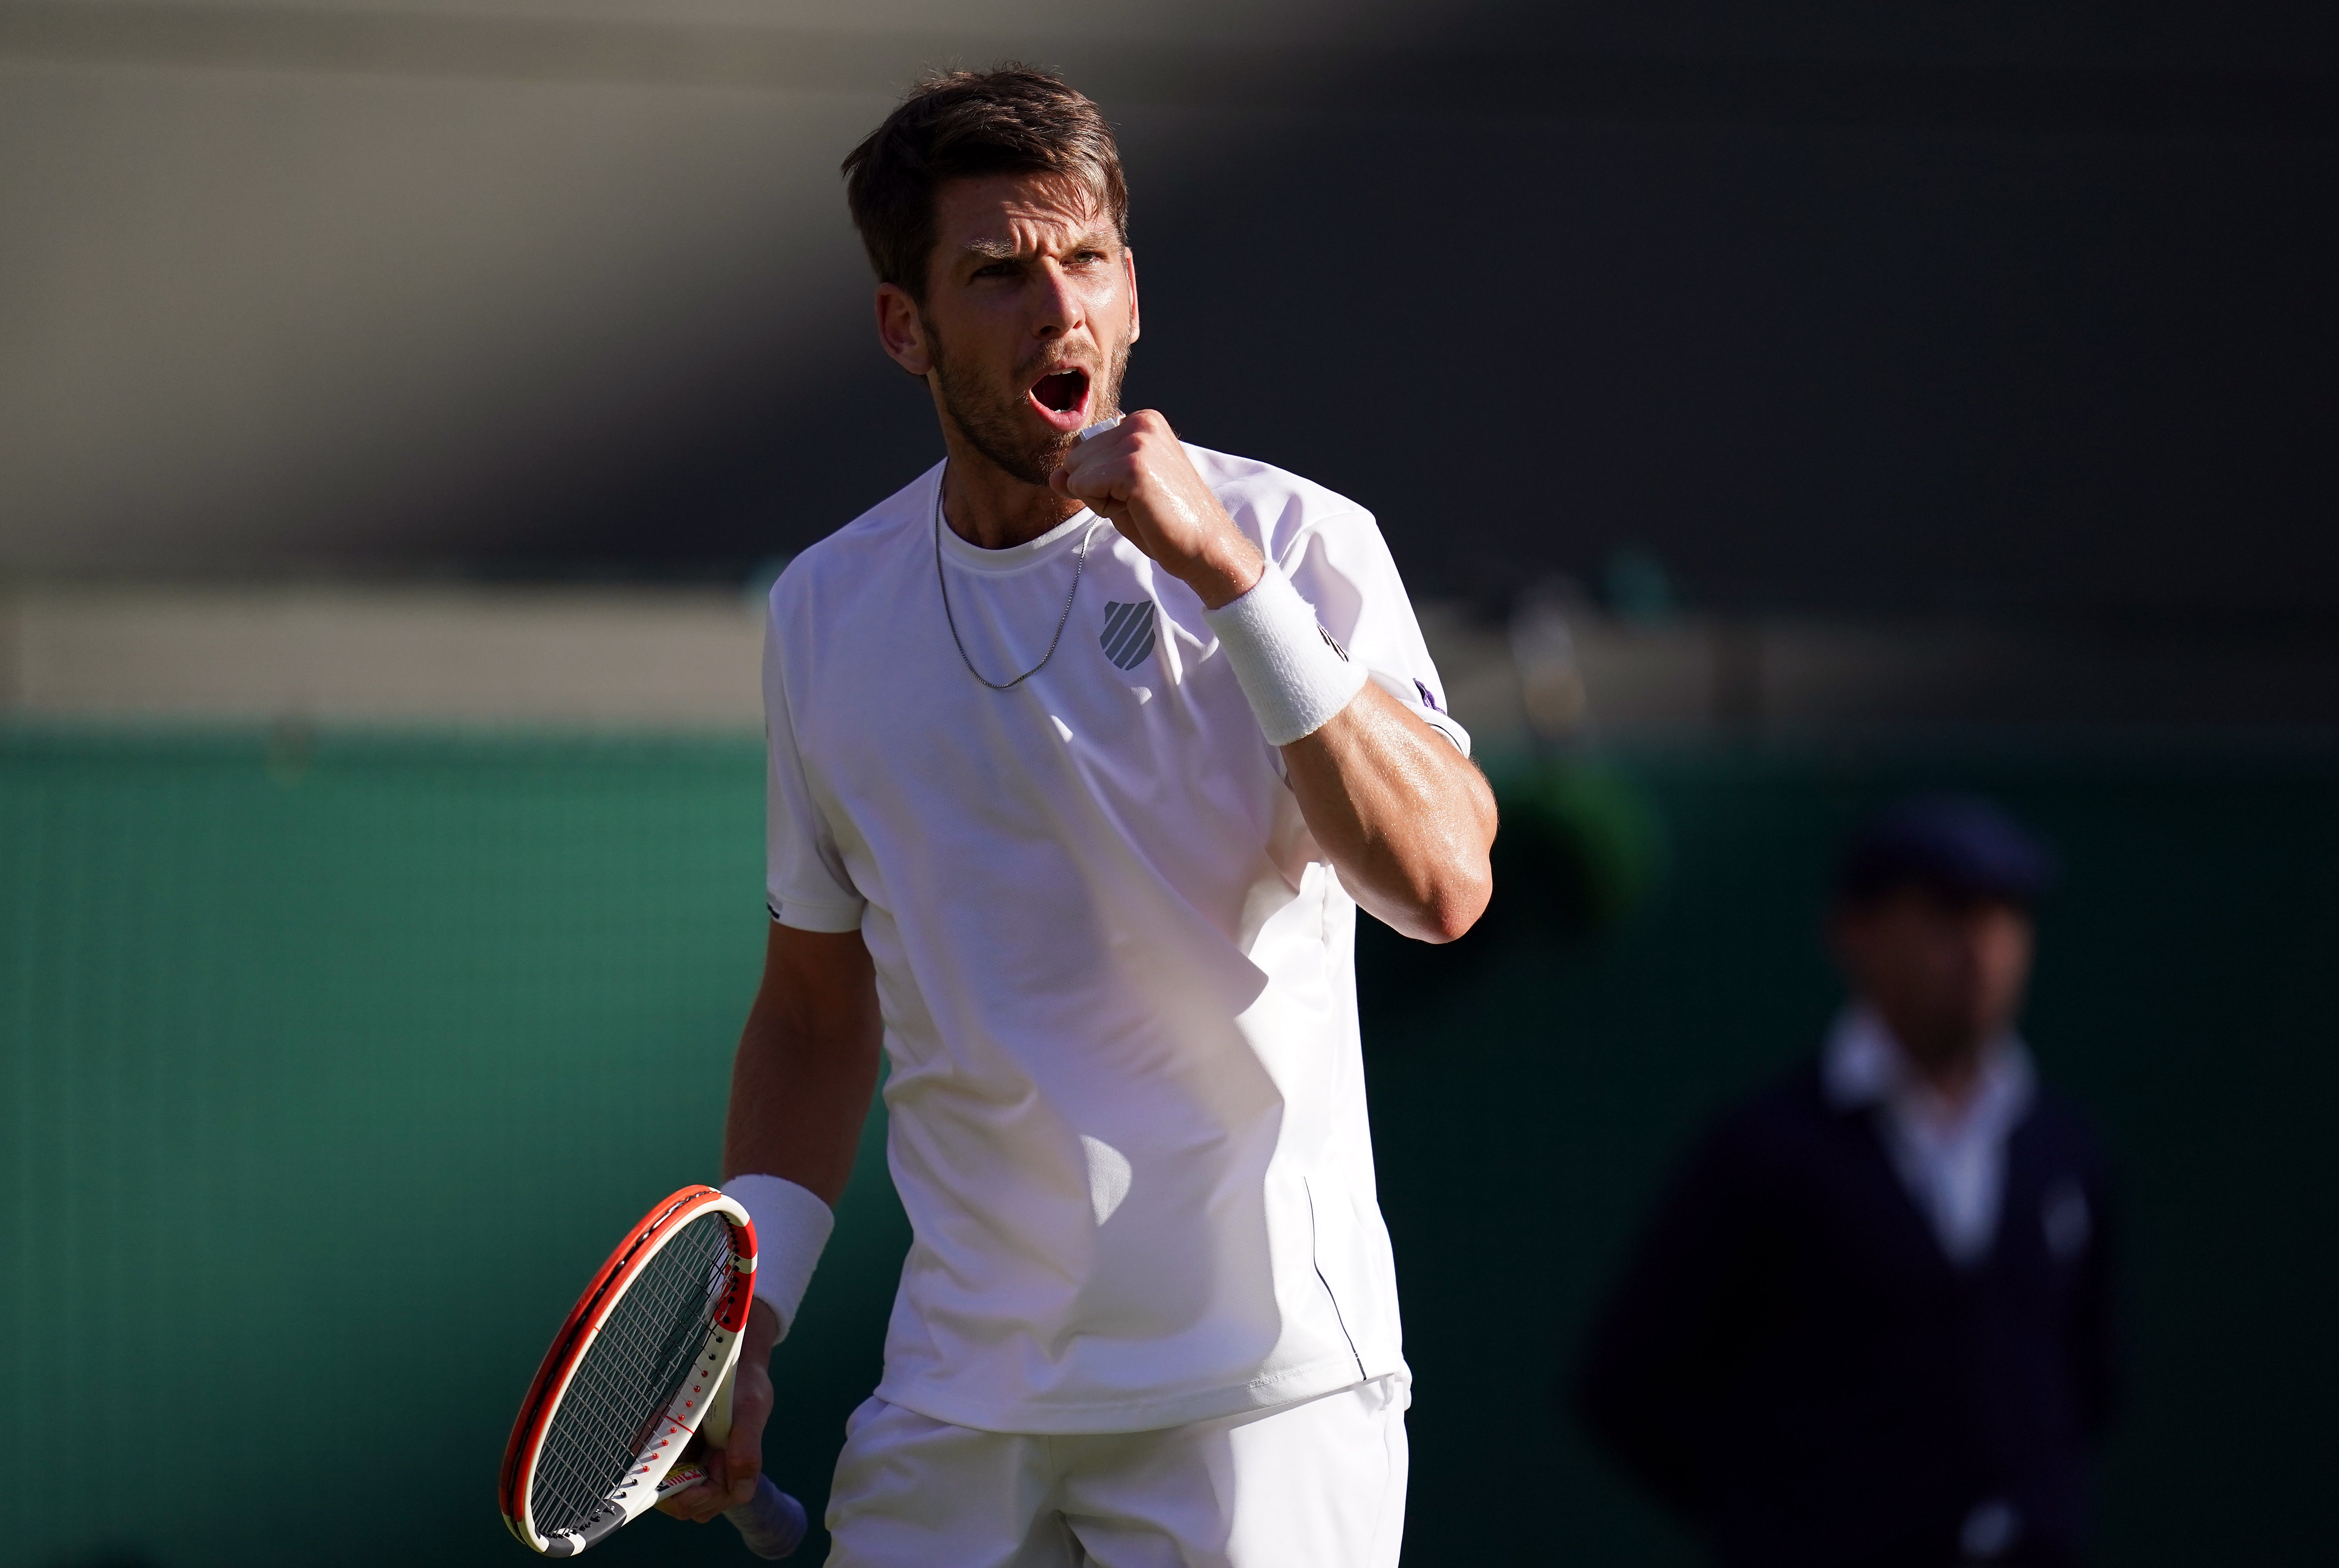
left=4, top=727, right=2335, bottom=1566
left=1490, top=759, right=1670, bottom=935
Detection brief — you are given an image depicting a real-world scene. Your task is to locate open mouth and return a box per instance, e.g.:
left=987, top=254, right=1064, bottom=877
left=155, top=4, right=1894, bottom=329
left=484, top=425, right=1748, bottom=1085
left=1029, top=367, right=1091, bottom=419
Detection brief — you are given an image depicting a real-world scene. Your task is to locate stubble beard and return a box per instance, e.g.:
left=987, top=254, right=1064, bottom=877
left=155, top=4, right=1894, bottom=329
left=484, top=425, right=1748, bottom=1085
left=929, top=325, right=1133, bottom=488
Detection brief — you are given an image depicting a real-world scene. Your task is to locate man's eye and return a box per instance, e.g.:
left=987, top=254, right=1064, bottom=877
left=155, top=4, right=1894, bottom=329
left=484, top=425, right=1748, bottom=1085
left=973, top=262, right=1017, bottom=279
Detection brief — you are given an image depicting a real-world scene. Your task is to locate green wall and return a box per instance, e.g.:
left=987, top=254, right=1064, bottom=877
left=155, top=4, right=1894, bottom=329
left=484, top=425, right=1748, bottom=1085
left=3, top=728, right=2331, bottom=1566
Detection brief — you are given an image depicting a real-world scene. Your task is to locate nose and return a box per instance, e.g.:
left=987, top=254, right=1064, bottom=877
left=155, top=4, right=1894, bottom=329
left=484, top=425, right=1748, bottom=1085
left=1029, top=261, right=1083, bottom=340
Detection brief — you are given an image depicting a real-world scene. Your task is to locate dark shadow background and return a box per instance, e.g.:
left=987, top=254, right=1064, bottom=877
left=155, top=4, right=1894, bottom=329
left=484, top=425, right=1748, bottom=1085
left=8, top=2, right=2331, bottom=634
left=484, top=18, right=2339, bottom=634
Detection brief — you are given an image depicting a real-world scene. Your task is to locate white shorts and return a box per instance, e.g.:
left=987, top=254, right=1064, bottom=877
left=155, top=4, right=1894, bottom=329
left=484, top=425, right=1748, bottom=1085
left=822, top=1374, right=1411, bottom=1568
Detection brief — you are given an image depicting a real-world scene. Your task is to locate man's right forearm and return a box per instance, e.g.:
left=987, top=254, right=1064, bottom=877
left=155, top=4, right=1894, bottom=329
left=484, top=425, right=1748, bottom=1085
left=721, top=922, right=885, bottom=1207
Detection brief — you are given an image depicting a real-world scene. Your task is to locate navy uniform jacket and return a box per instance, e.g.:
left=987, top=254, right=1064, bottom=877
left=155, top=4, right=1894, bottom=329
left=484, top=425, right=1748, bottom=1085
left=1575, top=1062, right=2119, bottom=1568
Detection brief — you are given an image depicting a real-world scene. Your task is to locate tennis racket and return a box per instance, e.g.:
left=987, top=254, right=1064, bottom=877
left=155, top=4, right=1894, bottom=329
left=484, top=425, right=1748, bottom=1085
left=500, top=1184, right=808, bottom=1558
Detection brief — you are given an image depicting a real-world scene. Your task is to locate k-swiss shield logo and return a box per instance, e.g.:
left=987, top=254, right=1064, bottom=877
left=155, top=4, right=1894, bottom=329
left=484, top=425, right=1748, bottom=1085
left=1098, top=600, right=1156, bottom=670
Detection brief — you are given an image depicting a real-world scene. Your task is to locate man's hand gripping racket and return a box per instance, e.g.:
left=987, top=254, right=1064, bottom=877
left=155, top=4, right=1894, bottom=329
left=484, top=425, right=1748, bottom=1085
left=499, top=1186, right=808, bottom=1558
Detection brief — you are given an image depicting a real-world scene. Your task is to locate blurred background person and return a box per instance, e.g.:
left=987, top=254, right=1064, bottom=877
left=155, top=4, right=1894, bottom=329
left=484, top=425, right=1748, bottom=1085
left=1575, top=796, right=2119, bottom=1568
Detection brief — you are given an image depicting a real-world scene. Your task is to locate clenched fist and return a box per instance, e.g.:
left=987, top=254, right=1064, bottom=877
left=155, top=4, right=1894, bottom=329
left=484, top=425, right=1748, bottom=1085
left=1050, top=410, right=1264, bottom=609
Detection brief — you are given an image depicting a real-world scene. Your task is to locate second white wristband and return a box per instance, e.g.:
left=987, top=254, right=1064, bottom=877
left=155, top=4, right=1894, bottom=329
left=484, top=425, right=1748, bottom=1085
left=720, top=1173, right=834, bottom=1340
left=1203, top=564, right=1368, bottom=746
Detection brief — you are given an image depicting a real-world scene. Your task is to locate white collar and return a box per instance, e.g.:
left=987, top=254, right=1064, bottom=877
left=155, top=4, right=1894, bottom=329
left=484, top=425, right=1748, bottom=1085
left=1823, top=1004, right=2035, bottom=1142
left=1824, top=1005, right=2037, bottom=1267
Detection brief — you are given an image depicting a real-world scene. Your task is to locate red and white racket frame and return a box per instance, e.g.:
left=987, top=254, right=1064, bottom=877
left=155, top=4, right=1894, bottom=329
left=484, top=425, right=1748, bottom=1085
left=500, top=1185, right=758, bottom=1557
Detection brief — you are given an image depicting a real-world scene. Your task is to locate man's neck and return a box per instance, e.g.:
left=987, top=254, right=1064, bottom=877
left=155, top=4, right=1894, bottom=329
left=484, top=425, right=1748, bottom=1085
left=1910, top=1048, right=1986, bottom=1109
left=1880, top=1015, right=1992, bottom=1109
left=938, top=430, right=1082, bottom=551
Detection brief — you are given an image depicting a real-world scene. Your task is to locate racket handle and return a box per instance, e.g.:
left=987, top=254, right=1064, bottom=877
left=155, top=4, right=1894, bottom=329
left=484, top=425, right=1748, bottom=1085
left=725, top=1473, right=807, bottom=1560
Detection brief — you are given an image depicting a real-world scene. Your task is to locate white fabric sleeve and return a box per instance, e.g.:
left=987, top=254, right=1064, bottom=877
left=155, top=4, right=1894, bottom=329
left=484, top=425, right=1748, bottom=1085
left=721, top=1173, right=834, bottom=1339
left=1202, top=564, right=1370, bottom=745
left=1276, top=511, right=1473, bottom=757
left=763, top=599, right=866, bottom=932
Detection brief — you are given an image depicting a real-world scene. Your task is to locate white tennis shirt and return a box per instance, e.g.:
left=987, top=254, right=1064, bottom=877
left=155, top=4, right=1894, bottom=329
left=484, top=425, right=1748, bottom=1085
left=762, top=446, right=1467, bottom=1434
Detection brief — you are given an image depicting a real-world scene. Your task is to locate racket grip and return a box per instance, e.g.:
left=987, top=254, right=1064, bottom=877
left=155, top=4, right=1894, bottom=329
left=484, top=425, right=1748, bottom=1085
left=725, top=1473, right=807, bottom=1560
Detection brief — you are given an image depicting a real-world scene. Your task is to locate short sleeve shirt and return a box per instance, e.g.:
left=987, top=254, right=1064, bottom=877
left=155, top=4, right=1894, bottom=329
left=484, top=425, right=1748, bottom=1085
left=762, top=447, right=1463, bottom=1433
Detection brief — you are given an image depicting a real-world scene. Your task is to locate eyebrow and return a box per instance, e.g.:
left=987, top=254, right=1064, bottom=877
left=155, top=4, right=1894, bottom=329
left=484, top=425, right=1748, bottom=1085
left=959, top=227, right=1118, bottom=264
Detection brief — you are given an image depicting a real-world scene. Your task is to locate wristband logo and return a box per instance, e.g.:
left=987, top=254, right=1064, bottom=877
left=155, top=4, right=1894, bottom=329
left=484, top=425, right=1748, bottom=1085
left=1099, top=600, right=1157, bottom=671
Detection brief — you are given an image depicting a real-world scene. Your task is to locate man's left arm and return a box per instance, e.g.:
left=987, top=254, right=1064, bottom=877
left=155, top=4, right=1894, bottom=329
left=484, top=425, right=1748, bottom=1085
left=1279, top=685, right=1495, bottom=943
left=1056, top=411, right=1496, bottom=944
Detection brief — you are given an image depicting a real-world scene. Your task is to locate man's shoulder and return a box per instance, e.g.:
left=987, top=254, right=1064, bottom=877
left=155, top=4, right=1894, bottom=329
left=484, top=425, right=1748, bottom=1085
left=1181, top=443, right=1376, bottom=554
left=2016, top=1082, right=2115, bottom=1177
left=1690, top=1059, right=1855, bottom=1175
left=1721, top=1059, right=1837, bottom=1133
left=768, top=461, right=938, bottom=617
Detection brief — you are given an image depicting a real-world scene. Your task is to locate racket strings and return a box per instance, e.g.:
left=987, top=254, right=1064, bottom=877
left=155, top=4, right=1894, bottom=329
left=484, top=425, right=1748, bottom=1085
left=530, top=1214, right=739, bottom=1539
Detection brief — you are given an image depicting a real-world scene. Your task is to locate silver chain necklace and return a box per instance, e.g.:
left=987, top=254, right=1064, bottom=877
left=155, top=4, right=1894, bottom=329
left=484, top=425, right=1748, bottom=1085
left=934, top=467, right=1100, bottom=690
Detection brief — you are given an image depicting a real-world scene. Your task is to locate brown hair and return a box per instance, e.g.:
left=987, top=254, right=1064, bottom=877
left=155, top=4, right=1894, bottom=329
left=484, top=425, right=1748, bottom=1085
left=841, top=66, right=1129, bottom=303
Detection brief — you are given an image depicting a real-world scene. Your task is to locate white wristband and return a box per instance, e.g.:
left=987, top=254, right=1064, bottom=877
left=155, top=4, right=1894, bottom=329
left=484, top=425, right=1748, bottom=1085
left=1203, top=563, right=1369, bottom=745
left=721, top=1174, right=834, bottom=1340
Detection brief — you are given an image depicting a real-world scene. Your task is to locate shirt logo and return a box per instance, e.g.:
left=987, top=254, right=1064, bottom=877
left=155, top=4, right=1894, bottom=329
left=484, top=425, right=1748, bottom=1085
left=1099, top=601, right=1156, bottom=670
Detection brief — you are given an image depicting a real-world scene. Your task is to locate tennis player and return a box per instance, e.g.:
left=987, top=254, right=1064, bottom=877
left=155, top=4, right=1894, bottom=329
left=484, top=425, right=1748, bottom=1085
left=664, top=67, right=1497, bottom=1565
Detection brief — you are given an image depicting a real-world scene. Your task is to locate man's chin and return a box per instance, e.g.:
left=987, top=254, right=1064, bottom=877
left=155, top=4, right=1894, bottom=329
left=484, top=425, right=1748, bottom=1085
left=934, top=354, right=1124, bottom=489
left=1001, top=403, right=1092, bottom=480
left=955, top=419, right=1076, bottom=489
left=1032, top=431, right=1079, bottom=477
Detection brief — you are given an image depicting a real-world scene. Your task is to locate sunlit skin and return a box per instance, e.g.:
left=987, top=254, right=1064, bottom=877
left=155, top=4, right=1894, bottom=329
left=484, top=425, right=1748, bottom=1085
left=665, top=169, right=1497, bottom=1526
left=1830, top=885, right=2036, bottom=1107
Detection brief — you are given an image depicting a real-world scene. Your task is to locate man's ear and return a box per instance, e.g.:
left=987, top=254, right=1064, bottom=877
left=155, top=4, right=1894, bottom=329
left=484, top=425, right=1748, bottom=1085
left=876, top=282, right=932, bottom=377
left=1124, top=248, right=1140, bottom=345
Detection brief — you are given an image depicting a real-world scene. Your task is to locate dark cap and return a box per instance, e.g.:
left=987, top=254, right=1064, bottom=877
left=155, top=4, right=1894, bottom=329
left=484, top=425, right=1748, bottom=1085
left=1835, top=794, right=2058, bottom=907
